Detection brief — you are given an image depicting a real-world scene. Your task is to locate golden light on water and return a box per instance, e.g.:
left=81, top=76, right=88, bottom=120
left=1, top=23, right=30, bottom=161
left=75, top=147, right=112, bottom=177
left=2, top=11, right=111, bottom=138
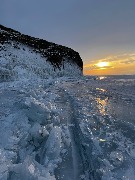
left=96, top=62, right=109, bottom=68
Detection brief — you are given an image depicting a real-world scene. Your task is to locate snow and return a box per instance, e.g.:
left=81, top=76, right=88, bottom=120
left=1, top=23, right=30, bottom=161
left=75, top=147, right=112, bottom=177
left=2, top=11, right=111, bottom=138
left=1, top=43, right=135, bottom=179
left=0, top=42, right=82, bottom=83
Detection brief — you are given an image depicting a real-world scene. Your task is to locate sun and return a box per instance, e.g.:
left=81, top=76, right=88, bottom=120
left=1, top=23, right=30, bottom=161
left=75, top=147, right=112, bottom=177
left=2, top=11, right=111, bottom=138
left=96, top=62, right=109, bottom=68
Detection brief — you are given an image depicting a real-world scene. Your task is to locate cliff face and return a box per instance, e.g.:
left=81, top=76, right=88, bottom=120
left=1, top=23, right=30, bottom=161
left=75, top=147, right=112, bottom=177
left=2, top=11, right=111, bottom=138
left=0, top=25, right=83, bottom=76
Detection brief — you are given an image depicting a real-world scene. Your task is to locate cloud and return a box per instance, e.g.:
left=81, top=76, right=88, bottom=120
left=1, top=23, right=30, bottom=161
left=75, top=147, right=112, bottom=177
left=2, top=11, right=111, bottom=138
left=84, top=53, right=135, bottom=69
left=120, top=59, right=135, bottom=64
left=84, top=65, right=113, bottom=70
left=98, top=54, right=135, bottom=63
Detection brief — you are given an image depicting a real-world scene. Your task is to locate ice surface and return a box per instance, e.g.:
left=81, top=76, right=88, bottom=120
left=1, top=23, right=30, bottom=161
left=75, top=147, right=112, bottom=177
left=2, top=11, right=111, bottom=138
left=0, top=46, right=135, bottom=180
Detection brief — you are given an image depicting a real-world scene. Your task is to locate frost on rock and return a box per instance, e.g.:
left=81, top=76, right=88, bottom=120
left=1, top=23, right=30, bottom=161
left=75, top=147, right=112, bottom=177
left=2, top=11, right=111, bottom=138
left=0, top=42, right=82, bottom=83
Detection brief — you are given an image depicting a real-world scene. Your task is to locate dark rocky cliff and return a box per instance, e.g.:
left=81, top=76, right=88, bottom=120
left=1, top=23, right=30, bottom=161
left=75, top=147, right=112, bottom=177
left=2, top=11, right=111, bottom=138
left=0, top=24, right=83, bottom=71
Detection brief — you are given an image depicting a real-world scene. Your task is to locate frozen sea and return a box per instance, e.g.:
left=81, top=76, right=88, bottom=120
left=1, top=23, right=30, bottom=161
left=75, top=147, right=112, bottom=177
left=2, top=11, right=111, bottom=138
left=0, top=75, right=135, bottom=180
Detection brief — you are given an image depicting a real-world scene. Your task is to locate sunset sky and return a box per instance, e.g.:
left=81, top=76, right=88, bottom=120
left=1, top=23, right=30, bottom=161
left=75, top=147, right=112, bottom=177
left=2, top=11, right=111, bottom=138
left=1, top=0, right=135, bottom=75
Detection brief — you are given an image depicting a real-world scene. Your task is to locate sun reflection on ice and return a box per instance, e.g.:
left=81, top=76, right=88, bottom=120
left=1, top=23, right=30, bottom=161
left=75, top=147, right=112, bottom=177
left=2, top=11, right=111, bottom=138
left=96, top=88, right=106, bottom=92
left=99, top=76, right=106, bottom=80
left=96, top=97, right=109, bottom=115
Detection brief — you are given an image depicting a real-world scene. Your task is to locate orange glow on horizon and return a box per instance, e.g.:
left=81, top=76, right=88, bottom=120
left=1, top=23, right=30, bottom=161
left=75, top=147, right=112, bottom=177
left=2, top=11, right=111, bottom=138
left=83, top=54, right=135, bottom=75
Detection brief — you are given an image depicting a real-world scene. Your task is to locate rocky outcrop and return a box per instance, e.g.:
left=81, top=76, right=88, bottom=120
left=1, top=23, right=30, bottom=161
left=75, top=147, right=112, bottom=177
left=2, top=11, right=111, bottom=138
left=0, top=24, right=83, bottom=71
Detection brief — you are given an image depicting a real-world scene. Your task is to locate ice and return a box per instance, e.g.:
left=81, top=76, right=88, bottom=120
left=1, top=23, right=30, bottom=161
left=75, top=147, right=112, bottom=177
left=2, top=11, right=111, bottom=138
left=0, top=48, right=135, bottom=180
left=110, top=151, right=124, bottom=166
left=0, top=43, right=82, bottom=83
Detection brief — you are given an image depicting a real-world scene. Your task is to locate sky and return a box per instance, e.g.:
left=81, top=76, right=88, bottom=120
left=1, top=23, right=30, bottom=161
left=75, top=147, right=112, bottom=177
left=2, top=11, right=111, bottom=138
left=1, top=0, right=135, bottom=75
